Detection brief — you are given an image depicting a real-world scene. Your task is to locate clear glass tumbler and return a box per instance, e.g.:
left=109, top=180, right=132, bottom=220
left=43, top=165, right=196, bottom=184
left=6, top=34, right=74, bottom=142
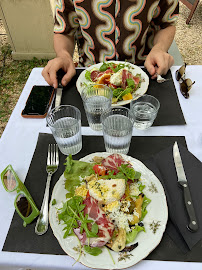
left=130, top=94, right=160, bottom=130
left=101, top=107, right=134, bottom=154
left=81, top=84, right=113, bottom=131
left=46, top=105, right=82, bottom=155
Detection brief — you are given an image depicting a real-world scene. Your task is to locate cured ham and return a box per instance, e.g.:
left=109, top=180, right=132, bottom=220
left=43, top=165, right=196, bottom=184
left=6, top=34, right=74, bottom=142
left=101, top=154, right=129, bottom=174
left=121, top=69, right=140, bottom=89
left=74, top=196, right=114, bottom=247
left=90, top=70, right=104, bottom=82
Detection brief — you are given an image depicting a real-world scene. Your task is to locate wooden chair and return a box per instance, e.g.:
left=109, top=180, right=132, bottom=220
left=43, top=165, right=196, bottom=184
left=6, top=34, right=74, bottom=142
left=180, top=0, right=200, bottom=24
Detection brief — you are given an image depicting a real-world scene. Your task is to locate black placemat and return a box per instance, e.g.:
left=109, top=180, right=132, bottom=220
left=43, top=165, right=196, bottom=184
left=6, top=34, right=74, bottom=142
left=60, top=69, right=186, bottom=126
left=3, top=134, right=202, bottom=262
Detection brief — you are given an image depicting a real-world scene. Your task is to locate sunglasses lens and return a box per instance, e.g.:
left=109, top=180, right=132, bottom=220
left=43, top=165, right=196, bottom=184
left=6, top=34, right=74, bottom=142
left=180, top=81, right=189, bottom=98
left=176, top=64, right=186, bottom=81
left=3, top=170, right=17, bottom=191
left=16, top=194, right=33, bottom=217
left=185, top=78, right=195, bottom=90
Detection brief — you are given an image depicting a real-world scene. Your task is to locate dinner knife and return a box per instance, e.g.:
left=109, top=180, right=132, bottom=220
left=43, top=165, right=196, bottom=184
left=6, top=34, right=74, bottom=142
left=55, top=69, right=66, bottom=108
left=173, top=141, right=198, bottom=232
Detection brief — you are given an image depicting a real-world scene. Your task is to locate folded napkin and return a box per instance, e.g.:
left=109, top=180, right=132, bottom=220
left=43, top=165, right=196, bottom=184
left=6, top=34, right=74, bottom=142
left=144, top=143, right=202, bottom=253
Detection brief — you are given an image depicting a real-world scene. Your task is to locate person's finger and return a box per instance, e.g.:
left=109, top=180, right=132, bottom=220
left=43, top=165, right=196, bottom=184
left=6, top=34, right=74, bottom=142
left=154, top=56, right=168, bottom=75
left=155, top=65, right=167, bottom=76
left=61, top=67, right=76, bottom=86
left=156, top=55, right=174, bottom=75
left=42, top=66, right=53, bottom=86
left=151, top=67, right=158, bottom=79
left=144, top=59, right=156, bottom=76
left=49, top=68, right=58, bottom=89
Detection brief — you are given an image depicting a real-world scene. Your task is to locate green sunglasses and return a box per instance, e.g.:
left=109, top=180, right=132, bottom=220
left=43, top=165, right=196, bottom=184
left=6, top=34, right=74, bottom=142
left=1, top=165, right=39, bottom=227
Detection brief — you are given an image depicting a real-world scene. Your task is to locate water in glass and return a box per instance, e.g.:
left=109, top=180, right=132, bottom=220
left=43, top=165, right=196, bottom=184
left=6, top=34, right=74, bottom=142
left=132, top=102, right=157, bottom=130
left=103, top=115, right=133, bottom=154
left=52, top=117, right=82, bottom=155
left=85, top=96, right=111, bottom=131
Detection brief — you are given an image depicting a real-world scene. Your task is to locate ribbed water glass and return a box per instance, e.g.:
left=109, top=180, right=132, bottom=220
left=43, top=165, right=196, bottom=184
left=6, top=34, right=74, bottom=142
left=101, top=107, right=134, bottom=154
left=81, top=84, right=113, bottom=131
left=46, top=105, right=82, bottom=155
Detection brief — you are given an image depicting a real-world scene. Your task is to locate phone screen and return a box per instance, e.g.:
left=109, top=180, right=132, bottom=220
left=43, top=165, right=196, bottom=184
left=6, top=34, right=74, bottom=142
left=22, top=86, right=54, bottom=117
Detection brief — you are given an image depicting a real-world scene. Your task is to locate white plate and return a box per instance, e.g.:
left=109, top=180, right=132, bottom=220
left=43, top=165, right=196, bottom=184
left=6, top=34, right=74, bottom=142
left=76, top=61, right=149, bottom=106
left=49, top=152, right=168, bottom=269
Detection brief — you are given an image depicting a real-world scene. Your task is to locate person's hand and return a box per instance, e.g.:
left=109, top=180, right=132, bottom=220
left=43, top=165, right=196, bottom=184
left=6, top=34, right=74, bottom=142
left=42, top=52, right=76, bottom=88
left=144, top=46, right=174, bottom=79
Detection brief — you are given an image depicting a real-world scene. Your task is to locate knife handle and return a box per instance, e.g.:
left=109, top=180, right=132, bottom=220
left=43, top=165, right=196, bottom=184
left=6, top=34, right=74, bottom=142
left=56, top=69, right=66, bottom=88
left=180, top=181, right=199, bottom=232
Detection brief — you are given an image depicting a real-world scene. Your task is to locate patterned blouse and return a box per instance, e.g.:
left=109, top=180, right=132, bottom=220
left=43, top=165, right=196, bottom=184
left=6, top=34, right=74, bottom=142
left=54, top=0, right=179, bottom=66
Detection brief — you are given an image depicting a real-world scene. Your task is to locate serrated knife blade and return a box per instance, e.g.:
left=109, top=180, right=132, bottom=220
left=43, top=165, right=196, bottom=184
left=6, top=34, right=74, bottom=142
left=173, top=141, right=198, bottom=232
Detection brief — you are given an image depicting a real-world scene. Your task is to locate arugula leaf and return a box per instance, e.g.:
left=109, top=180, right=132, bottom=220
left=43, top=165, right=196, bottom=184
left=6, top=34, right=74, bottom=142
left=126, top=225, right=145, bottom=244
left=84, top=245, right=102, bottom=256
left=140, top=196, right=151, bottom=221
left=114, top=63, right=125, bottom=72
left=138, top=182, right=145, bottom=192
left=99, top=62, right=108, bottom=71
left=126, top=78, right=135, bottom=89
left=52, top=199, right=56, bottom=205
left=58, top=196, right=99, bottom=240
left=112, top=87, right=124, bottom=98
left=118, top=164, right=141, bottom=180
left=65, top=155, right=73, bottom=173
left=119, top=87, right=133, bottom=98
left=91, top=222, right=99, bottom=235
left=102, top=164, right=141, bottom=182
left=85, top=70, right=92, bottom=81
left=102, top=171, right=127, bottom=181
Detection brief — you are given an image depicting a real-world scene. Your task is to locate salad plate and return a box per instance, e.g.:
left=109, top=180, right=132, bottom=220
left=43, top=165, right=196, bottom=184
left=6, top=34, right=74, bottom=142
left=49, top=152, right=168, bottom=269
left=76, top=61, right=149, bottom=106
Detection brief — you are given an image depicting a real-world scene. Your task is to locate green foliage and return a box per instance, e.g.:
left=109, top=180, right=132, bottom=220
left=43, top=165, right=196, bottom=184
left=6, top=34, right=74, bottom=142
left=64, top=155, right=94, bottom=198
left=83, top=245, right=102, bottom=256
left=85, top=70, right=92, bottom=81
left=1, top=43, right=12, bottom=58
left=126, top=225, right=145, bottom=244
left=58, top=196, right=99, bottom=239
left=0, top=42, right=49, bottom=137
left=102, top=164, right=141, bottom=181
left=140, top=196, right=151, bottom=221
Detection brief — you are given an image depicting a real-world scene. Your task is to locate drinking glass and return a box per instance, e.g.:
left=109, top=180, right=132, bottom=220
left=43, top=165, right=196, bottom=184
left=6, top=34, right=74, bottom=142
left=81, top=84, right=113, bottom=131
left=46, top=105, right=82, bottom=155
left=130, top=94, right=160, bottom=130
left=101, top=107, right=134, bottom=154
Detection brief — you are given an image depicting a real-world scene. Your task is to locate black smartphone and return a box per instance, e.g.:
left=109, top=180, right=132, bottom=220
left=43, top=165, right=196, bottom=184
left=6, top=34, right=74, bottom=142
left=21, top=85, right=55, bottom=118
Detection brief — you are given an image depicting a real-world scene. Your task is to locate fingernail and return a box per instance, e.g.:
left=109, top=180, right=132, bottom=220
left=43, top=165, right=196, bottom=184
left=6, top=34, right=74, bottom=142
left=53, top=84, right=56, bottom=88
left=63, top=80, right=67, bottom=85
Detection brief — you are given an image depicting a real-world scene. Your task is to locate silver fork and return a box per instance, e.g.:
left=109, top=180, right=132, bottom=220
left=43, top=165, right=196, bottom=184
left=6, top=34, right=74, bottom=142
left=35, top=144, right=59, bottom=235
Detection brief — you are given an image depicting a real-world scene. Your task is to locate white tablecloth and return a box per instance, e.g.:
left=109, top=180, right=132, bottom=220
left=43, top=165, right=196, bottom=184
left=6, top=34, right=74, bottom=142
left=0, top=66, right=202, bottom=270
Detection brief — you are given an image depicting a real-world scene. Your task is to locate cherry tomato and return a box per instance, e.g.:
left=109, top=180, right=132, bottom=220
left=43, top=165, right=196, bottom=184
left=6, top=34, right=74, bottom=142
left=93, top=165, right=107, bottom=176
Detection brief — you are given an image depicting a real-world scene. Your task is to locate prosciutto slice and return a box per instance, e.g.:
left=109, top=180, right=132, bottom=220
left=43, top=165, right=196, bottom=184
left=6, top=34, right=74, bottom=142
left=90, top=70, right=104, bottom=82
left=74, top=196, right=114, bottom=247
left=101, top=154, right=129, bottom=174
left=122, top=69, right=140, bottom=89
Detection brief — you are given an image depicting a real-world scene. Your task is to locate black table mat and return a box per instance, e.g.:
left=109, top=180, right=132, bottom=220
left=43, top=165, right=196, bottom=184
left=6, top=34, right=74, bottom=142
left=3, top=133, right=202, bottom=262
left=60, top=69, right=186, bottom=126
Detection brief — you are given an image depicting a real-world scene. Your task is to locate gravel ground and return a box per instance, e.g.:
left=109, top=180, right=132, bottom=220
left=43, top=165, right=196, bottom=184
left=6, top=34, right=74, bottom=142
left=0, top=1, right=201, bottom=137
left=175, top=1, right=202, bottom=65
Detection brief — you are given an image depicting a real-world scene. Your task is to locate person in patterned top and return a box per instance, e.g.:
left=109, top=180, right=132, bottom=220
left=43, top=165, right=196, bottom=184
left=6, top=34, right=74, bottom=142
left=42, top=0, right=179, bottom=88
